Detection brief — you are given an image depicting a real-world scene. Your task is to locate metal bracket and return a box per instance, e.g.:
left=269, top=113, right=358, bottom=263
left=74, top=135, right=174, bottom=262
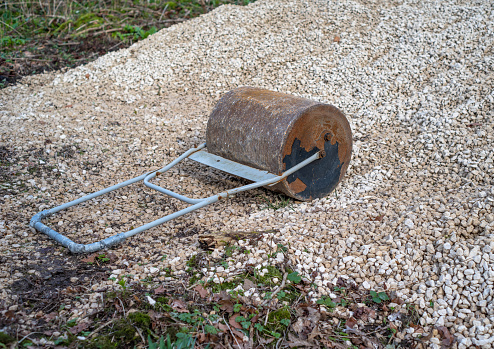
left=30, top=143, right=321, bottom=253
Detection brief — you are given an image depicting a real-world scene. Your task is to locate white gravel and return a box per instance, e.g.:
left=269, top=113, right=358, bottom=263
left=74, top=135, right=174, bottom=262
left=1, top=0, right=494, bottom=347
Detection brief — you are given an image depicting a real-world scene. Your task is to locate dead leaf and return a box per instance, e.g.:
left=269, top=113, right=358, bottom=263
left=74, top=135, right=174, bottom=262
left=287, top=332, right=315, bottom=347
left=218, top=299, right=234, bottom=313
left=370, top=214, right=384, bottom=221
left=229, top=313, right=242, bottom=329
left=4, top=310, right=15, bottom=320
left=194, top=284, right=208, bottom=298
left=292, top=318, right=305, bottom=333
left=258, top=337, right=274, bottom=345
left=243, top=279, right=255, bottom=291
left=410, top=323, right=424, bottom=334
left=466, top=122, right=482, bottom=127
left=85, top=73, right=90, bottom=79
left=218, top=323, right=229, bottom=333
left=306, top=307, right=321, bottom=324
left=197, top=332, right=208, bottom=343
left=230, top=328, right=246, bottom=342
left=154, top=285, right=166, bottom=295
left=81, top=253, right=97, bottom=263
left=219, top=290, right=231, bottom=300
left=391, top=297, right=405, bottom=305
left=346, top=317, right=357, bottom=329
left=170, top=299, right=188, bottom=313
left=43, top=312, right=57, bottom=322
left=437, top=326, right=454, bottom=348
left=69, top=322, right=89, bottom=335
left=333, top=35, right=340, bottom=43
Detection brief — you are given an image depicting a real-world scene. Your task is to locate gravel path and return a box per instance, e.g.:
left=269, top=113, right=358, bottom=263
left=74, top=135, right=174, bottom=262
left=1, top=0, right=493, bottom=347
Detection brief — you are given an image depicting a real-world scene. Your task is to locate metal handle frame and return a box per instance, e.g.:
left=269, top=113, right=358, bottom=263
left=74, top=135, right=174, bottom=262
left=30, top=143, right=322, bottom=253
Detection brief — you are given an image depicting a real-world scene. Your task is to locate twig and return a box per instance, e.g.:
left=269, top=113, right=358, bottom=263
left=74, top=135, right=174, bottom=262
left=222, top=316, right=241, bottom=348
left=134, top=326, right=146, bottom=345
left=0, top=19, right=23, bottom=36
left=260, top=272, right=288, bottom=307
left=264, top=309, right=270, bottom=326
left=116, top=297, right=126, bottom=317
left=88, top=319, right=114, bottom=338
left=18, top=332, right=43, bottom=344
left=76, top=24, right=107, bottom=36
left=92, top=27, right=125, bottom=36
left=158, top=3, right=169, bottom=22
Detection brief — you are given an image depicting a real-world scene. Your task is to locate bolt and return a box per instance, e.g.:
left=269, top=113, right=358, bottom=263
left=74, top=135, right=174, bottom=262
left=319, top=150, right=326, bottom=158
left=324, top=133, right=332, bottom=142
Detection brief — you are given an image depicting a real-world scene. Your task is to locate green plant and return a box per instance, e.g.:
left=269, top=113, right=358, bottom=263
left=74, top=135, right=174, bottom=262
left=97, top=253, right=109, bottom=263
left=260, top=194, right=293, bottom=210
left=233, top=303, right=242, bottom=312
left=287, top=271, right=301, bottom=284
left=235, top=315, right=251, bottom=330
left=204, top=325, right=218, bottom=335
left=316, top=296, right=336, bottom=309
left=370, top=290, right=389, bottom=303
left=0, top=332, right=15, bottom=346
left=118, top=277, right=128, bottom=293
left=147, top=333, right=194, bottom=349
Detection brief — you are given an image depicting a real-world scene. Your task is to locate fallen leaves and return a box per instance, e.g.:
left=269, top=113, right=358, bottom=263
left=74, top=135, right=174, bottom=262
left=154, top=285, right=166, bottom=295
left=170, top=299, right=188, bottom=313
left=229, top=313, right=243, bottom=329
left=69, top=322, right=89, bottom=335
left=437, top=326, right=454, bottom=348
left=194, top=284, right=209, bottom=298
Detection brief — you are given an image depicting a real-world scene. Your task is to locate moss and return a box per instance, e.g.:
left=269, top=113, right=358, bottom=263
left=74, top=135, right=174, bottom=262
left=186, top=254, right=198, bottom=268
left=164, top=326, right=180, bottom=342
left=0, top=331, right=15, bottom=345
left=208, top=274, right=248, bottom=293
left=266, top=307, right=291, bottom=332
left=256, top=266, right=283, bottom=286
left=156, top=297, right=173, bottom=312
left=277, top=287, right=300, bottom=303
left=128, top=311, right=151, bottom=329
left=87, top=335, right=118, bottom=349
left=112, top=319, right=138, bottom=342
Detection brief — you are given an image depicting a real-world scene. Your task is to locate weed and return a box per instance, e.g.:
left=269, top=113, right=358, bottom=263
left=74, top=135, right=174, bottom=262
left=224, top=244, right=238, bottom=257
left=148, top=333, right=195, bottom=349
left=235, top=315, right=252, bottom=329
left=117, top=276, right=128, bottom=293
left=260, top=194, right=293, bottom=210
left=316, top=296, right=336, bottom=310
left=128, top=311, right=151, bottom=329
left=370, top=290, right=389, bottom=303
left=287, top=271, right=301, bottom=284
left=266, top=306, right=290, bottom=334
left=0, top=332, right=14, bottom=345
left=97, top=253, right=110, bottom=263
left=256, top=266, right=283, bottom=286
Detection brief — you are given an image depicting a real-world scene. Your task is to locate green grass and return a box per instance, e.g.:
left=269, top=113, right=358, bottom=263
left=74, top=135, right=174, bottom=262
left=0, top=0, right=255, bottom=47
left=0, top=0, right=256, bottom=88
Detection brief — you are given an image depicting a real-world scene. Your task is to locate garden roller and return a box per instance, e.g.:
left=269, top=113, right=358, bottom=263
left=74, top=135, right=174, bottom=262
left=31, top=87, right=353, bottom=253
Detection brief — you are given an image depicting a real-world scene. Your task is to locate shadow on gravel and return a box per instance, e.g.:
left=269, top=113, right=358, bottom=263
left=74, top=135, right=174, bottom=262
left=10, top=248, right=108, bottom=314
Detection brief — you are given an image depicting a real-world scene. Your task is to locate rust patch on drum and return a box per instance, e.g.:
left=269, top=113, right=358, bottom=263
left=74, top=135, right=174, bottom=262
left=289, top=178, right=307, bottom=194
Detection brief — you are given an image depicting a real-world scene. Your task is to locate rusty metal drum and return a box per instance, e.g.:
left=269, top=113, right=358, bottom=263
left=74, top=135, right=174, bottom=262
left=206, top=87, right=352, bottom=201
